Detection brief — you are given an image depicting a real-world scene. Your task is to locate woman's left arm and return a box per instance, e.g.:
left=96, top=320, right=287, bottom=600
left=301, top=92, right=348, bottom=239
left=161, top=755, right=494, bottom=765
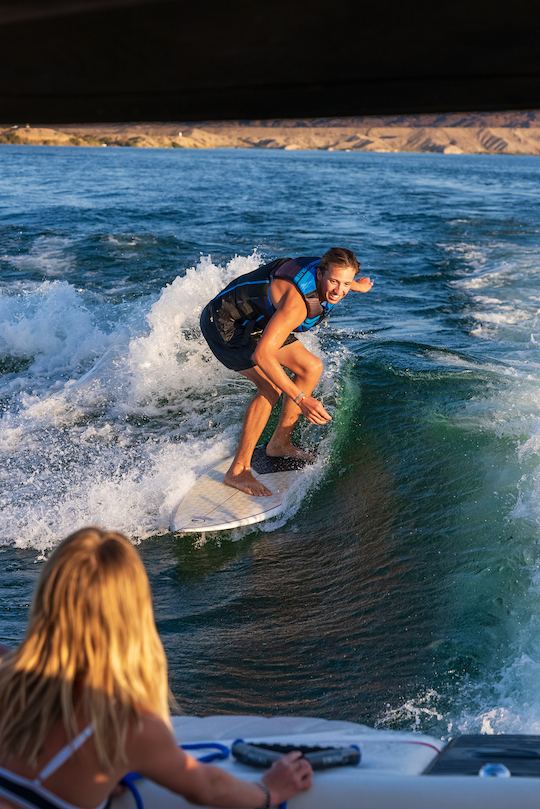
left=350, top=276, right=374, bottom=293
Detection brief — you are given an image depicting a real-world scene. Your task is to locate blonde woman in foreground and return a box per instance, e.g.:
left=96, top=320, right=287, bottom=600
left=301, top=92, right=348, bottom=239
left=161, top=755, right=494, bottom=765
left=0, top=528, right=312, bottom=809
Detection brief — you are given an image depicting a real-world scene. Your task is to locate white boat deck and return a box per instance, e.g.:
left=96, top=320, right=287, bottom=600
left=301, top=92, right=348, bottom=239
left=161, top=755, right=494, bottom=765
left=112, top=714, right=540, bottom=808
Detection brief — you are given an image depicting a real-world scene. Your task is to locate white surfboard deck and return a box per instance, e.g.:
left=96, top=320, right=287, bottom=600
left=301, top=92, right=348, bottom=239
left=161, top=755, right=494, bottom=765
left=170, top=446, right=309, bottom=533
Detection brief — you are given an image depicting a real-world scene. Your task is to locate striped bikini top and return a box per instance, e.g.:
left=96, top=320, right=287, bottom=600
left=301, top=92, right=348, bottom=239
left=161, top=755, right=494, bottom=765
left=0, top=725, right=107, bottom=809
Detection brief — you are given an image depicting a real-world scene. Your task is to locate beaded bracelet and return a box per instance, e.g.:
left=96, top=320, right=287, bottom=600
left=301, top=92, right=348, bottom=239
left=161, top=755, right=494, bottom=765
left=256, top=781, right=272, bottom=809
left=292, top=390, right=306, bottom=405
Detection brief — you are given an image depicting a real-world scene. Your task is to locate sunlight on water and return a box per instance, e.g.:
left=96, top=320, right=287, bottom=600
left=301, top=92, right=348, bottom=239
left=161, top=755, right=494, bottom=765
left=1, top=147, right=540, bottom=733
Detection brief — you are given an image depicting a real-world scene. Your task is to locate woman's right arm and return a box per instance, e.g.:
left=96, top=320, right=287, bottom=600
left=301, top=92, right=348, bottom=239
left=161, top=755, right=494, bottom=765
left=129, top=714, right=312, bottom=808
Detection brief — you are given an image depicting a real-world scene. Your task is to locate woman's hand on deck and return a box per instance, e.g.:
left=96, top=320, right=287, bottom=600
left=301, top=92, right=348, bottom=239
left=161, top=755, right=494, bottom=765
left=262, top=751, right=313, bottom=806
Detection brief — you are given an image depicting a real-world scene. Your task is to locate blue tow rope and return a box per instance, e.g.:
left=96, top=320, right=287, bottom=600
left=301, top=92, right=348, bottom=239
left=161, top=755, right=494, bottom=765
left=177, top=741, right=231, bottom=763
left=119, top=735, right=357, bottom=808
left=120, top=742, right=279, bottom=809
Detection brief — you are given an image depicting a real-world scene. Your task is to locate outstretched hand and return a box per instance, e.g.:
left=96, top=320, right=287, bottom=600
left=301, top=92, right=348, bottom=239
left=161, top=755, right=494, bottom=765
left=351, top=276, right=374, bottom=293
left=298, top=395, right=332, bottom=424
left=262, top=751, right=313, bottom=805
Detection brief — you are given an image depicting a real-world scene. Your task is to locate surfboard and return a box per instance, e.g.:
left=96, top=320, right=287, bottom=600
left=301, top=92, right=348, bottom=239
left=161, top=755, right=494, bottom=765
left=170, top=446, right=310, bottom=533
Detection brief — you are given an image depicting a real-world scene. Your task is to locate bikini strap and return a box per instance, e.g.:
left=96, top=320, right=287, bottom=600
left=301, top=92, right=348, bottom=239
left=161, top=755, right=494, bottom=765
left=35, top=725, right=94, bottom=784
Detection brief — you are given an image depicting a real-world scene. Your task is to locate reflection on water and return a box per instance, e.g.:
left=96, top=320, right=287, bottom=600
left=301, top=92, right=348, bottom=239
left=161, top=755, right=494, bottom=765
left=1, top=149, right=540, bottom=736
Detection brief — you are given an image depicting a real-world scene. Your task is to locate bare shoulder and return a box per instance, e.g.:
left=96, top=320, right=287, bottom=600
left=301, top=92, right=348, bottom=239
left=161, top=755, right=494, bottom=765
left=270, top=277, right=306, bottom=313
left=125, top=713, right=193, bottom=791
left=127, top=712, right=179, bottom=761
left=267, top=279, right=309, bottom=337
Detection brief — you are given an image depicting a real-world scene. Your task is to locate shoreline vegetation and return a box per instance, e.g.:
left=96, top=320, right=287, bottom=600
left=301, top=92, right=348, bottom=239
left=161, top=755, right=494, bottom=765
left=1, top=112, right=540, bottom=155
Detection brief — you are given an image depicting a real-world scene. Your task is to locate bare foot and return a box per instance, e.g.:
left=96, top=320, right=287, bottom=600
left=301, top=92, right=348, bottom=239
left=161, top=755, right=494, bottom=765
left=265, top=442, right=315, bottom=463
left=224, top=465, right=273, bottom=497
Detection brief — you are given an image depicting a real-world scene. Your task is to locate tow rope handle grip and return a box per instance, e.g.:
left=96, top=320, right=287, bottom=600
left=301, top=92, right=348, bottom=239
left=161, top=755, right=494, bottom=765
left=305, top=746, right=360, bottom=770
left=232, top=741, right=283, bottom=768
left=231, top=740, right=361, bottom=770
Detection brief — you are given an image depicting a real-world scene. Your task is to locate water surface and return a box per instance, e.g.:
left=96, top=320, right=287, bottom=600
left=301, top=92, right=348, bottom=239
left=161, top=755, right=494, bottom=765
left=1, top=147, right=540, bottom=736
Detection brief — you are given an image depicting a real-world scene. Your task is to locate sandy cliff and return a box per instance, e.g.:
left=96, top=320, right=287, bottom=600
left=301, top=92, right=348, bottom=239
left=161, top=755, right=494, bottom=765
left=1, top=116, right=540, bottom=155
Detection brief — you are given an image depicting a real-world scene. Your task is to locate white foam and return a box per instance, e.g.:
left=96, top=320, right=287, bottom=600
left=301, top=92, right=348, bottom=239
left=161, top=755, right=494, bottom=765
left=0, top=280, right=113, bottom=376
left=127, top=254, right=255, bottom=402
left=438, top=241, right=488, bottom=270
left=377, top=690, right=446, bottom=733
left=471, top=308, right=531, bottom=326
left=2, top=235, right=75, bottom=278
left=0, top=254, right=342, bottom=550
left=450, top=641, right=540, bottom=736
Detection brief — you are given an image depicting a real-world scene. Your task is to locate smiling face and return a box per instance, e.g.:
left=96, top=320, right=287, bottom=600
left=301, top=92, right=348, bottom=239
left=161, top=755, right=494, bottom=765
left=318, top=263, right=356, bottom=304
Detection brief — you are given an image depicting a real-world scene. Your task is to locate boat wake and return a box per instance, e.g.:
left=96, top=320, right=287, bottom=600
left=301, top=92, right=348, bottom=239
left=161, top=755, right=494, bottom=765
left=0, top=253, right=345, bottom=550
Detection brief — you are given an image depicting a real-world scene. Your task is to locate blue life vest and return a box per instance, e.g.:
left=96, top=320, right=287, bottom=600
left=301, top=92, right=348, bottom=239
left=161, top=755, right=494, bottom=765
left=209, top=256, right=334, bottom=346
left=272, top=257, right=335, bottom=331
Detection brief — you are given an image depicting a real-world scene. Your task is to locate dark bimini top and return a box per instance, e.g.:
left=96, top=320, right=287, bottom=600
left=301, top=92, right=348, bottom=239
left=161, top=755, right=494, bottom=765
left=209, top=256, right=335, bottom=346
left=0, top=725, right=107, bottom=809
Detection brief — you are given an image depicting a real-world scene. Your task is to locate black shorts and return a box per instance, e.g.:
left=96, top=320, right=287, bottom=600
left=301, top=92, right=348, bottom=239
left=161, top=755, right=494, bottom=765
left=199, top=304, right=297, bottom=373
left=200, top=303, right=256, bottom=372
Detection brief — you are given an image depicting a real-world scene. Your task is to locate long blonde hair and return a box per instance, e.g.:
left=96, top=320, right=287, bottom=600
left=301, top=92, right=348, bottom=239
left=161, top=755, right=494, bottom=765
left=0, top=527, right=171, bottom=771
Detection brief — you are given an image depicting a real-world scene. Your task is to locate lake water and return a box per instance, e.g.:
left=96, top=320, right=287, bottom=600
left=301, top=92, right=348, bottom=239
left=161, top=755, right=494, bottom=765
left=1, top=146, right=540, bottom=737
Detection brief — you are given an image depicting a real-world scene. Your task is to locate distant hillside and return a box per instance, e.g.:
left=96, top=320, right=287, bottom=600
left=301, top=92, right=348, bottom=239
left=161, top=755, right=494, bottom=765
left=2, top=113, right=540, bottom=154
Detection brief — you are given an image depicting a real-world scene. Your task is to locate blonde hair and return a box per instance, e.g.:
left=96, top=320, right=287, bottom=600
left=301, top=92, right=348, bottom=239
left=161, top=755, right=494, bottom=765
left=0, top=528, right=171, bottom=771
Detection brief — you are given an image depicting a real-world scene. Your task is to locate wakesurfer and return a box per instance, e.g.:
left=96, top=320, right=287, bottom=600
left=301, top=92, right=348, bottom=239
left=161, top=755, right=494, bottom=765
left=200, top=247, right=373, bottom=496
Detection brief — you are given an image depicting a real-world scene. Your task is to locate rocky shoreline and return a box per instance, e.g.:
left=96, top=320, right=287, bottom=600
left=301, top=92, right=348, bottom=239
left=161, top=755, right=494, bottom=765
left=2, top=116, right=540, bottom=155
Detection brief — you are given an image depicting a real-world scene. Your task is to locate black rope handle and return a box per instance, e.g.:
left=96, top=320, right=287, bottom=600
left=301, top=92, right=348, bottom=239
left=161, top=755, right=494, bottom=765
left=231, top=740, right=361, bottom=771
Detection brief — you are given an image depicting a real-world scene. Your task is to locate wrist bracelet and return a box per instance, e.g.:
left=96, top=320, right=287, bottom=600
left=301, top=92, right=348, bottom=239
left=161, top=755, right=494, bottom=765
left=292, top=390, right=306, bottom=405
left=256, top=781, right=271, bottom=809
